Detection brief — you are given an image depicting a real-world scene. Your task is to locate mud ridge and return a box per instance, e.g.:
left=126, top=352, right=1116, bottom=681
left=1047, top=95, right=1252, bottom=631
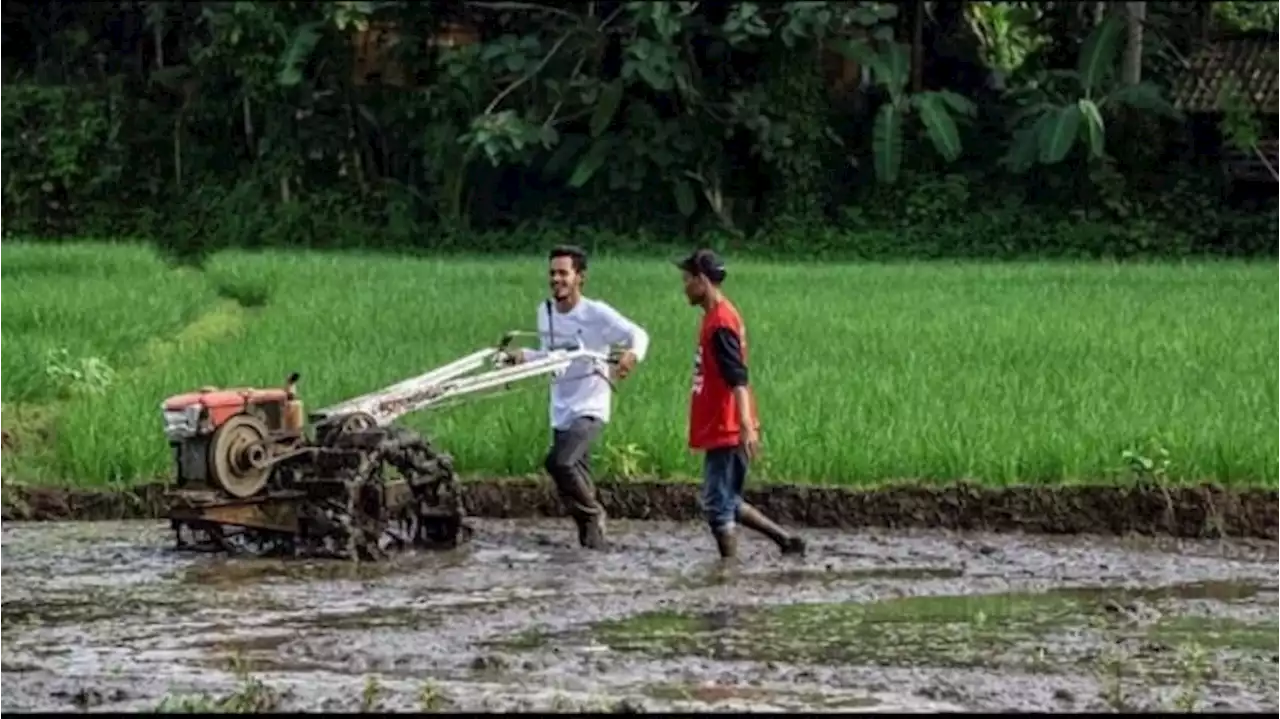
left=2, top=479, right=1276, bottom=540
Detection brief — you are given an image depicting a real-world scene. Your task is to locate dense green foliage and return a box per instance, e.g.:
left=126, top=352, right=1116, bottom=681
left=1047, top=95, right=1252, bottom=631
left=3, top=243, right=1276, bottom=488
left=1, top=1, right=1276, bottom=259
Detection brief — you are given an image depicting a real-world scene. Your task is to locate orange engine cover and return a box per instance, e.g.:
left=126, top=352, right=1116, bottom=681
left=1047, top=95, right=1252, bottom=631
left=164, top=388, right=289, bottom=429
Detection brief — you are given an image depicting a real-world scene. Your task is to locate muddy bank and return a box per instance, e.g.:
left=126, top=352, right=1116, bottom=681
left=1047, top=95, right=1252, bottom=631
left=3, top=519, right=1277, bottom=713
left=2, top=478, right=1277, bottom=540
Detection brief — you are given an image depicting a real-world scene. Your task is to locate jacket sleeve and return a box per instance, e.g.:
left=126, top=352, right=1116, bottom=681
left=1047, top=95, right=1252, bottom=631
left=710, top=327, right=748, bottom=388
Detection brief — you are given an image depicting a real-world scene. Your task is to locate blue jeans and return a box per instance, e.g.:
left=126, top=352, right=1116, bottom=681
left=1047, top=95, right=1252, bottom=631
left=701, top=447, right=747, bottom=532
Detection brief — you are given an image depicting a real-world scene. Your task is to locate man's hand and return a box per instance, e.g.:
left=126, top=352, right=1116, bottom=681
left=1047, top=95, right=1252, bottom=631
left=498, top=349, right=525, bottom=367
left=614, top=350, right=638, bottom=379
left=740, top=423, right=760, bottom=461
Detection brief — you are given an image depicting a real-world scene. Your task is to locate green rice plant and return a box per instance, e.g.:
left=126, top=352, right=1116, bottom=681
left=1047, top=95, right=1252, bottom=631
left=2, top=242, right=217, bottom=403
left=2, top=243, right=1275, bottom=488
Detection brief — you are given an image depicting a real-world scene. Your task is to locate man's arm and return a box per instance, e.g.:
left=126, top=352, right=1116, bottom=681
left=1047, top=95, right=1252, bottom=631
left=710, top=327, right=755, bottom=430
left=593, top=301, right=650, bottom=363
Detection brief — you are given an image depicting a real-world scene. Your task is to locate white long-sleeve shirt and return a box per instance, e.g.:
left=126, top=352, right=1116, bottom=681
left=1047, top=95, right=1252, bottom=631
left=520, top=297, right=650, bottom=430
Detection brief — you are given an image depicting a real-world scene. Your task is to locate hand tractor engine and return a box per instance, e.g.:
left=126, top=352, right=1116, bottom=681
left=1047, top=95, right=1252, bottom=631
left=162, top=332, right=616, bottom=561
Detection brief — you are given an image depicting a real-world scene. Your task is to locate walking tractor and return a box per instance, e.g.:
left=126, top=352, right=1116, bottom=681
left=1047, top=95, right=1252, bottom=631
left=160, top=332, right=615, bottom=561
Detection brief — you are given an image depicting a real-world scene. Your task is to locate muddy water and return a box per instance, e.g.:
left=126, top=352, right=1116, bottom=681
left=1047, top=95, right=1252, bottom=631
left=2, top=520, right=1277, bottom=713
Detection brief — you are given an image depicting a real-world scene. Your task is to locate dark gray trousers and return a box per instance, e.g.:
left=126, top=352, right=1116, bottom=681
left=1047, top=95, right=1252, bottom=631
left=543, top=416, right=604, bottom=516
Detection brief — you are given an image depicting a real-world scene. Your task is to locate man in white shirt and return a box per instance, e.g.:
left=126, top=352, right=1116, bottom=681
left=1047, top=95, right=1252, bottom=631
left=508, top=245, right=650, bottom=549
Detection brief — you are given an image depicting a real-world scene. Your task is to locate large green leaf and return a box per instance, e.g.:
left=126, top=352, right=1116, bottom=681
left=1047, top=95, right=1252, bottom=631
left=1075, top=14, right=1124, bottom=97
left=1037, top=104, right=1082, bottom=165
left=1077, top=99, right=1105, bottom=159
left=567, top=137, right=614, bottom=188
left=882, top=42, right=911, bottom=95
left=277, top=22, right=323, bottom=87
left=1105, top=82, right=1182, bottom=119
left=915, top=93, right=963, bottom=161
left=933, top=89, right=977, bottom=118
left=872, top=102, right=903, bottom=183
left=590, top=80, right=624, bottom=138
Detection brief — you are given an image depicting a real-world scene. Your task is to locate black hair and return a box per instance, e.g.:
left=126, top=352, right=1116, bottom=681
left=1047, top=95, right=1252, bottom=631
left=548, top=244, right=588, bottom=273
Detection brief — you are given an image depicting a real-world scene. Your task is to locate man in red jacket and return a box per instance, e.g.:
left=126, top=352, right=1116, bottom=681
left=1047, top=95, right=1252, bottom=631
left=677, top=249, right=806, bottom=560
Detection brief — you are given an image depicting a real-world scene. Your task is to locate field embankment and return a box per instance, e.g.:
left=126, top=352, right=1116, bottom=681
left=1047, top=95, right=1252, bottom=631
left=1, top=242, right=1276, bottom=535
left=2, top=478, right=1277, bottom=540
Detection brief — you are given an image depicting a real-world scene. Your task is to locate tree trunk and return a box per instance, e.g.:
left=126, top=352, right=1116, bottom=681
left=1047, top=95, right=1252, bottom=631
left=1121, top=1, right=1145, bottom=85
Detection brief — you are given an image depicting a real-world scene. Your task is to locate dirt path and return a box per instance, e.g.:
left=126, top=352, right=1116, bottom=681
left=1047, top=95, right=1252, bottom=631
left=2, top=519, right=1276, bottom=712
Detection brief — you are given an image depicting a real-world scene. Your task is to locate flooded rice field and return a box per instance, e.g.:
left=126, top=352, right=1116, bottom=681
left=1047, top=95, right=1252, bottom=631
left=2, top=518, right=1277, bottom=713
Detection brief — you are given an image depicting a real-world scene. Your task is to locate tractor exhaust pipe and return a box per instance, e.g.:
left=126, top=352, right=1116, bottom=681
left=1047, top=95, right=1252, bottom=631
left=283, top=372, right=304, bottom=432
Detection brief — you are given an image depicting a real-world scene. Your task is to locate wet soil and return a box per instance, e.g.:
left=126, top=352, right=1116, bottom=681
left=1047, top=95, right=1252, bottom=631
left=3, top=477, right=1277, bottom=539
left=3, top=518, right=1277, bottom=712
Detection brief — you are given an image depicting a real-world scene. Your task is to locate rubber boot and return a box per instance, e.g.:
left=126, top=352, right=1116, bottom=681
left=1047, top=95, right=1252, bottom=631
left=738, top=502, right=807, bottom=556
left=571, top=507, right=608, bottom=550
left=558, top=478, right=608, bottom=550
left=712, top=527, right=739, bottom=560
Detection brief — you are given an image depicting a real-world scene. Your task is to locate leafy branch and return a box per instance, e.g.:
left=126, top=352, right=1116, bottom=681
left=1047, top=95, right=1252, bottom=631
left=834, top=39, right=978, bottom=183
left=1000, top=14, right=1181, bottom=172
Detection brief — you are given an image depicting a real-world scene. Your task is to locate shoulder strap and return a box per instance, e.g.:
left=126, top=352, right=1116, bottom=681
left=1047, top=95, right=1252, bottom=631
left=544, top=298, right=554, bottom=349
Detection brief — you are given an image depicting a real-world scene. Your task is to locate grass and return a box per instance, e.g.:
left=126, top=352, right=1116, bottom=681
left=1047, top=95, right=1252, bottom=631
left=1, top=244, right=219, bottom=404
left=2, top=241, right=1277, bottom=489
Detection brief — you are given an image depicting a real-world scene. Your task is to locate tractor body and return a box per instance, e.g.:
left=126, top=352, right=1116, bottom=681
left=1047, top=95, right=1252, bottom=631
left=163, top=385, right=298, bottom=496
left=163, top=373, right=469, bottom=560
left=160, top=333, right=616, bottom=561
